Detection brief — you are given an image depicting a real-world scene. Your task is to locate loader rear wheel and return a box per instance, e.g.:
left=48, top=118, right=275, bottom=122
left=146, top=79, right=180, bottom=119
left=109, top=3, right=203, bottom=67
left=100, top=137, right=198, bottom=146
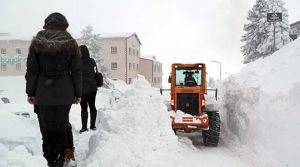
left=202, top=112, right=220, bottom=146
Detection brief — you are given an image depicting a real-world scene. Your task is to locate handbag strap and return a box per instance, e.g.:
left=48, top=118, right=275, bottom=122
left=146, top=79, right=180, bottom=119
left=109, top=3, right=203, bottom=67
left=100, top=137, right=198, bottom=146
left=95, top=63, right=99, bottom=73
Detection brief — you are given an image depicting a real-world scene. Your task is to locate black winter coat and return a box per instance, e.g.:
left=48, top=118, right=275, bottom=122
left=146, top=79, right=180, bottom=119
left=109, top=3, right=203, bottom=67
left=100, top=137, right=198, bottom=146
left=26, top=30, right=82, bottom=105
left=80, top=46, right=97, bottom=95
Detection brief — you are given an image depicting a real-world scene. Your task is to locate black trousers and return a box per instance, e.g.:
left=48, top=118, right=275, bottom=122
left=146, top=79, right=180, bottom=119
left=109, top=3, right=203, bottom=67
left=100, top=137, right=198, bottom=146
left=80, top=93, right=97, bottom=129
left=36, top=105, right=73, bottom=163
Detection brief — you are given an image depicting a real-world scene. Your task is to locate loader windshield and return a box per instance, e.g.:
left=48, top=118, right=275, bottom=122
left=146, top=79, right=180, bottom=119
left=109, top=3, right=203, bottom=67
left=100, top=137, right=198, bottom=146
left=175, top=67, right=202, bottom=86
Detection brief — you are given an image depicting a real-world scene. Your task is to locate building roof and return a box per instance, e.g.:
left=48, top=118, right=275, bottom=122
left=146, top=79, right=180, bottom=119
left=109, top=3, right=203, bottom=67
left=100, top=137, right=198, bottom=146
left=290, top=21, right=300, bottom=27
left=0, top=33, right=31, bottom=41
left=100, top=32, right=141, bottom=45
left=140, top=55, right=162, bottom=64
left=141, top=55, right=156, bottom=61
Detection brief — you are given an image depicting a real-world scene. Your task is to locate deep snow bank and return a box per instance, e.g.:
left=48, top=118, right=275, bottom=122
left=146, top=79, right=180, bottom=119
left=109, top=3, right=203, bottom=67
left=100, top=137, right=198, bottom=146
left=220, top=39, right=300, bottom=166
left=0, top=76, right=46, bottom=167
left=82, top=76, right=180, bottom=167
left=82, top=76, right=252, bottom=167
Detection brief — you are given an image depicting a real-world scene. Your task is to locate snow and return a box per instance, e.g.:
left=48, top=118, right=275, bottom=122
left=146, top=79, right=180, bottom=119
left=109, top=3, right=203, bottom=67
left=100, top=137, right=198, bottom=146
left=100, top=33, right=136, bottom=38
left=1, top=36, right=300, bottom=167
left=140, top=55, right=157, bottom=61
left=220, top=38, right=300, bottom=166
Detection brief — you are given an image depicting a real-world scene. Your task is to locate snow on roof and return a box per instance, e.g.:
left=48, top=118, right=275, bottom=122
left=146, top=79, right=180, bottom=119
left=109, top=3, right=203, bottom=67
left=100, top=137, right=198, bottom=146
left=140, top=55, right=157, bottom=61
left=0, top=33, right=31, bottom=41
left=100, top=32, right=141, bottom=45
left=100, top=33, right=135, bottom=38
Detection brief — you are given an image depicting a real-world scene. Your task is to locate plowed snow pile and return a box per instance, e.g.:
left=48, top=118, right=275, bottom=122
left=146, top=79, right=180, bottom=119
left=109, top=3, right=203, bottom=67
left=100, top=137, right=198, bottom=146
left=220, top=38, right=300, bottom=166
left=82, top=77, right=179, bottom=166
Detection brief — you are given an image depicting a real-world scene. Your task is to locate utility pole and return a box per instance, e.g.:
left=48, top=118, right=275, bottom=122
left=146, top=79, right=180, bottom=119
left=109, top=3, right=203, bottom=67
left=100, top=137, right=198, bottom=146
left=273, top=22, right=276, bottom=52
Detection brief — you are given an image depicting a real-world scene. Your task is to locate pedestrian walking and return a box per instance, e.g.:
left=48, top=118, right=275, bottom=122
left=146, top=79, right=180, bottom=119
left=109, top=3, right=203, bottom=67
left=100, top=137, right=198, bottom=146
left=79, top=45, right=98, bottom=133
left=25, top=12, right=82, bottom=167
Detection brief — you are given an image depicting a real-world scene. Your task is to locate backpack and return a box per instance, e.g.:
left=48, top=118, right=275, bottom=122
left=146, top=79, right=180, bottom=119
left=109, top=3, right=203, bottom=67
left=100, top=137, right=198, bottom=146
left=95, top=66, right=103, bottom=87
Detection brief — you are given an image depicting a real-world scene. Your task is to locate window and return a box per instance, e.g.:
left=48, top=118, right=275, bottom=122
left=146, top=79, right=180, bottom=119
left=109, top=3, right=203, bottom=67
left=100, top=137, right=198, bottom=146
left=16, top=63, right=21, bottom=71
left=16, top=48, right=21, bottom=54
left=1, top=63, right=7, bottom=71
left=111, top=47, right=117, bottom=54
left=133, top=63, right=135, bottom=70
left=1, top=48, right=6, bottom=54
left=175, top=67, right=202, bottom=86
left=129, top=63, right=132, bottom=70
left=154, top=77, right=156, bottom=84
left=111, top=62, right=117, bottom=70
left=129, top=48, right=131, bottom=55
left=133, top=49, right=135, bottom=56
left=136, top=50, right=139, bottom=57
left=136, top=64, right=139, bottom=70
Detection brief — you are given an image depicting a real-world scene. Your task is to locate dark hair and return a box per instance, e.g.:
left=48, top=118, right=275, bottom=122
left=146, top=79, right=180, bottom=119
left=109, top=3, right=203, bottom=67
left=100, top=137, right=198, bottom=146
left=79, top=45, right=90, bottom=58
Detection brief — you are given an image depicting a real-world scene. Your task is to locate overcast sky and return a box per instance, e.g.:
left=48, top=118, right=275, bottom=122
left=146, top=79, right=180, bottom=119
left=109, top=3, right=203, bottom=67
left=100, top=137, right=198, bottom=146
left=1, top=0, right=300, bottom=87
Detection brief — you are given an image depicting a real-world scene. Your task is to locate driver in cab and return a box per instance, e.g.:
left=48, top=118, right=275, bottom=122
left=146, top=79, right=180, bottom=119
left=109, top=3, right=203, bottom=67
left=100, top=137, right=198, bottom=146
left=184, top=72, right=197, bottom=86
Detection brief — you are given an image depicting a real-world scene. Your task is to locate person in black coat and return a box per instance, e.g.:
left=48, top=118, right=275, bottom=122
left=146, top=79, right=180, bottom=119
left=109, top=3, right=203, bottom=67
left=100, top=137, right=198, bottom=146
left=79, top=45, right=98, bottom=133
left=25, top=12, right=81, bottom=167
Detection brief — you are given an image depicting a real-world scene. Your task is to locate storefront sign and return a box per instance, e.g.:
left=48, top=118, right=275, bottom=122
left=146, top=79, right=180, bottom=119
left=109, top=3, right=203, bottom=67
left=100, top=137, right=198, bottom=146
left=0, top=55, right=27, bottom=64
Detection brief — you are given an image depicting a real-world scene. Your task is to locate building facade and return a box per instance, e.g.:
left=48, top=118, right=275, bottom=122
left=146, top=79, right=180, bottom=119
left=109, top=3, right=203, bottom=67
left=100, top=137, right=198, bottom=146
left=100, top=33, right=141, bottom=84
left=0, top=40, right=29, bottom=76
left=138, top=55, right=162, bottom=88
left=290, top=21, right=300, bottom=40
left=0, top=33, right=163, bottom=88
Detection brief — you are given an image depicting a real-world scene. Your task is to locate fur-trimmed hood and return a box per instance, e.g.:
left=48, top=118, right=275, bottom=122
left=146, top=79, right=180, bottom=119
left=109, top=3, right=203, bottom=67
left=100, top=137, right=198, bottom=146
left=30, top=29, right=78, bottom=54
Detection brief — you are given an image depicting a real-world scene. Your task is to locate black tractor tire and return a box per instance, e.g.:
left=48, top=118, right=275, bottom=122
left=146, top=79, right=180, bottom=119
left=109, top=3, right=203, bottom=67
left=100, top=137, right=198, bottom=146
left=202, top=112, right=220, bottom=146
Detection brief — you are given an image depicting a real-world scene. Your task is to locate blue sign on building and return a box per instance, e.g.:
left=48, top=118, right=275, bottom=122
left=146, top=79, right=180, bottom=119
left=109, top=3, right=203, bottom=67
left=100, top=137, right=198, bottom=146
left=0, top=55, right=27, bottom=64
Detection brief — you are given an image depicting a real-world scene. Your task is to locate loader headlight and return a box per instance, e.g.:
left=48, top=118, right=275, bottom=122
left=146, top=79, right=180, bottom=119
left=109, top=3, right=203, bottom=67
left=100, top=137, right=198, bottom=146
left=202, top=99, right=205, bottom=106
left=171, top=100, right=174, bottom=105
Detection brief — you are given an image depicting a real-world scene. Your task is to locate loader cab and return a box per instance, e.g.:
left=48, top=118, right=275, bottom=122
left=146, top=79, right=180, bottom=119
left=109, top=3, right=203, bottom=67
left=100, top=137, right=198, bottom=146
left=177, top=69, right=201, bottom=87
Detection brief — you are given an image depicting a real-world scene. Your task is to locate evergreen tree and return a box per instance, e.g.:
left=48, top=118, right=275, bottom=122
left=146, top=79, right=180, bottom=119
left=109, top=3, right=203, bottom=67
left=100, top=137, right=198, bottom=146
left=241, top=0, right=269, bottom=64
left=257, top=0, right=291, bottom=55
left=80, top=25, right=107, bottom=76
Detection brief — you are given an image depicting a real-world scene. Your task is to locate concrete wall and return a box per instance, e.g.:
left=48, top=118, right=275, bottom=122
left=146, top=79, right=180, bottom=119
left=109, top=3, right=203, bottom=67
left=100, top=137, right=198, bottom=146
left=126, top=35, right=140, bottom=83
left=138, top=57, right=162, bottom=88
left=139, top=58, right=153, bottom=84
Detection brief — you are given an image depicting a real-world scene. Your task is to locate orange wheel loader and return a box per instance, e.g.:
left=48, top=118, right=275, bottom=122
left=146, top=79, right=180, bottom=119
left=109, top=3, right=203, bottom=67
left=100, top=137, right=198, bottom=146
left=167, top=63, right=220, bottom=146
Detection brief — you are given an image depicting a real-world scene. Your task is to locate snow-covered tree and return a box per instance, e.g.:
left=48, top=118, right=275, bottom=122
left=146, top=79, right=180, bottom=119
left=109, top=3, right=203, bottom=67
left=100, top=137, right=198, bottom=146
left=241, top=0, right=269, bottom=64
left=80, top=25, right=107, bottom=76
left=241, top=0, right=291, bottom=64
left=257, top=0, right=292, bottom=55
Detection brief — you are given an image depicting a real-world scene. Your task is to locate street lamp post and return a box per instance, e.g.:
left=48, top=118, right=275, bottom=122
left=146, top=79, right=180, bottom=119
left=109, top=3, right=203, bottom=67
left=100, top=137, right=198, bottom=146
left=211, top=60, right=222, bottom=80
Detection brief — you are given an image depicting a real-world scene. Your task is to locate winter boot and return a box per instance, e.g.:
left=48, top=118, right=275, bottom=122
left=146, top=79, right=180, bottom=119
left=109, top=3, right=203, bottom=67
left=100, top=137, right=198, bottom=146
left=90, top=109, right=97, bottom=130
left=64, top=148, right=77, bottom=167
left=79, top=127, right=88, bottom=133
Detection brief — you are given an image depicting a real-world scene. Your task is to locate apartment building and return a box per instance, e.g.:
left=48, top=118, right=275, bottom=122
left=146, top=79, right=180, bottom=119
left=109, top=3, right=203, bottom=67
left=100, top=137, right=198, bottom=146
left=0, top=33, right=163, bottom=88
left=0, top=39, right=29, bottom=76
left=139, top=55, right=162, bottom=88
left=100, top=33, right=141, bottom=84
left=290, top=21, right=300, bottom=40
